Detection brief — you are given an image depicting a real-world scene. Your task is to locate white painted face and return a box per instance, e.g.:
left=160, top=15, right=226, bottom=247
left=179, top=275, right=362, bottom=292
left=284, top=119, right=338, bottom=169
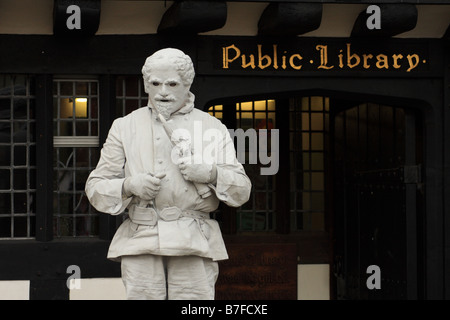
left=147, top=61, right=190, bottom=119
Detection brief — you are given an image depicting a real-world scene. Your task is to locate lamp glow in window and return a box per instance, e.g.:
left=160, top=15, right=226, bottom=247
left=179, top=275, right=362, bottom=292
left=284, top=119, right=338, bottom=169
left=74, top=98, right=88, bottom=118
left=53, top=79, right=100, bottom=237
left=59, top=98, right=88, bottom=118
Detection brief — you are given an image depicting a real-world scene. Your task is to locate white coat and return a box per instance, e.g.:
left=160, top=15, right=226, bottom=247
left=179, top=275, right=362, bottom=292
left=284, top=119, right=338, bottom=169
left=85, top=94, right=251, bottom=262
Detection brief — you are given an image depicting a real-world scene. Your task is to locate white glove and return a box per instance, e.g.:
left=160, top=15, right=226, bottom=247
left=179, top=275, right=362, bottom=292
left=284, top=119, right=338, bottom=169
left=178, top=156, right=217, bottom=184
left=122, top=173, right=166, bottom=201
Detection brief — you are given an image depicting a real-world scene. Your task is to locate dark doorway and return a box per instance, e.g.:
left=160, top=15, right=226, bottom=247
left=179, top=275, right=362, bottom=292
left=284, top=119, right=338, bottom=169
left=332, top=101, right=423, bottom=299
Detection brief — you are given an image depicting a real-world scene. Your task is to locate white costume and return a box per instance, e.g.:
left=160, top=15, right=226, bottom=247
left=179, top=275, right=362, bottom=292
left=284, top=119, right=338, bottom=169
left=85, top=48, right=251, bottom=299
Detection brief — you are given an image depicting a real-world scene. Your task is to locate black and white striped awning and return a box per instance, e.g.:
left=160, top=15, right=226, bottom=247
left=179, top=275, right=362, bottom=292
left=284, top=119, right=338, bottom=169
left=51, top=0, right=450, bottom=38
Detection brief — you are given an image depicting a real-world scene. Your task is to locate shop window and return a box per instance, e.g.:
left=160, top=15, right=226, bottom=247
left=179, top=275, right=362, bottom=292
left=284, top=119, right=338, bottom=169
left=236, top=100, right=276, bottom=231
left=209, top=100, right=277, bottom=232
left=208, top=97, right=329, bottom=232
left=0, top=75, right=36, bottom=238
left=116, top=76, right=147, bottom=117
left=208, top=104, right=223, bottom=120
left=289, top=97, right=329, bottom=231
left=52, top=79, right=100, bottom=237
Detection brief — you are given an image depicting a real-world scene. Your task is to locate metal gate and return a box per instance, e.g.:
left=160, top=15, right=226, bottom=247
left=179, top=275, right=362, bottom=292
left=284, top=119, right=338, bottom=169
left=332, top=102, right=423, bottom=299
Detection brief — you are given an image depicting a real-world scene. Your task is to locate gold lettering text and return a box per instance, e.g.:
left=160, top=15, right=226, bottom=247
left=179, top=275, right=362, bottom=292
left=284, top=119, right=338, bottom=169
left=376, top=54, right=389, bottom=69
left=346, top=43, right=360, bottom=69
left=289, top=54, right=303, bottom=70
left=222, top=44, right=240, bottom=69
left=392, top=54, right=403, bottom=69
left=282, top=51, right=287, bottom=69
left=406, top=54, right=420, bottom=72
left=363, top=54, right=373, bottom=69
left=338, top=50, right=344, bottom=68
left=316, top=45, right=334, bottom=69
left=273, top=45, right=279, bottom=69
left=241, top=54, right=256, bottom=69
left=258, top=44, right=272, bottom=69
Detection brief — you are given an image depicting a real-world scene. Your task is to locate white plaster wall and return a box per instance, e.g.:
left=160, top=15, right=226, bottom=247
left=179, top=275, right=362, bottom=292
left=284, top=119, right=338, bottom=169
left=69, top=278, right=126, bottom=300
left=297, top=264, right=330, bottom=300
left=0, top=281, right=30, bottom=300
left=0, top=265, right=330, bottom=300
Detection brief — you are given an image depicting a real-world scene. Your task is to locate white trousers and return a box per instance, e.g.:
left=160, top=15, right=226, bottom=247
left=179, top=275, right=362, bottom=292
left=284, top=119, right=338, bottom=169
left=121, top=254, right=219, bottom=300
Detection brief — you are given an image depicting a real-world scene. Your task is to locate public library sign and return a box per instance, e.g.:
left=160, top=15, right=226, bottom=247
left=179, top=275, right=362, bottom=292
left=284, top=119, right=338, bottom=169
left=211, top=39, right=430, bottom=74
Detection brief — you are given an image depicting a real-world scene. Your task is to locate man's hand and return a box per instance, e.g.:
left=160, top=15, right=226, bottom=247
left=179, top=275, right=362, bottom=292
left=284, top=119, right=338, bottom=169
left=178, top=157, right=217, bottom=184
left=123, top=172, right=166, bottom=200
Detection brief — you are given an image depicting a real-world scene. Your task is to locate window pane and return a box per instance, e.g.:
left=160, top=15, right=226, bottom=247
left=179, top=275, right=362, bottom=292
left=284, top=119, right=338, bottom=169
left=14, top=146, right=26, bottom=166
left=90, top=121, right=98, bottom=136
left=13, top=169, right=27, bottom=190
left=311, top=172, right=324, bottom=190
left=311, top=152, right=324, bottom=171
left=52, top=78, right=100, bottom=238
left=311, top=192, right=325, bottom=211
left=302, top=133, right=309, bottom=150
left=13, top=193, right=27, bottom=213
left=311, top=133, right=323, bottom=150
left=13, top=98, right=28, bottom=119
left=76, top=121, right=88, bottom=136
left=290, top=96, right=328, bottom=231
left=13, top=216, right=29, bottom=237
left=0, top=193, right=11, bottom=214
left=0, top=217, right=11, bottom=237
left=311, top=212, right=324, bottom=230
left=115, top=76, right=146, bottom=117
left=207, top=98, right=278, bottom=232
left=302, top=152, right=310, bottom=170
left=310, top=113, right=324, bottom=131
left=60, top=82, right=73, bottom=96
left=0, top=75, right=36, bottom=238
left=301, top=112, right=309, bottom=130
left=90, top=98, right=98, bottom=119
left=53, top=146, right=100, bottom=237
left=76, top=82, right=88, bottom=95
left=53, top=80, right=99, bottom=137
left=0, top=99, right=11, bottom=119
left=0, top=146, right=10, bottom=165
left=310, top=96, right=324, bottom=111
left=13, top=122, right=27, bottom=142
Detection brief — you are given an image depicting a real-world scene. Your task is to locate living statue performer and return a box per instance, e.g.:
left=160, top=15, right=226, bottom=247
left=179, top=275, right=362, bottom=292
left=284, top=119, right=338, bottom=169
left=85, top=48, right=251, bottom=300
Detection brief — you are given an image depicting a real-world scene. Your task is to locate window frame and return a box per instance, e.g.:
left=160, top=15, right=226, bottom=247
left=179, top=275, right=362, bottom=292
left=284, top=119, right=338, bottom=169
left=32, top=75, right=117, bottom=241
left=0, top=74, right=37, bottom=239
left=52, top=78, right=101, bottom=238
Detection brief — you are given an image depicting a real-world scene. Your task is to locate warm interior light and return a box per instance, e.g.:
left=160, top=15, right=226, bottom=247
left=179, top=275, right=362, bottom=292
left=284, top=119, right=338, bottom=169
left=60, top=97, right=88, bottom=118
left=75, top=98, right=87, bottom=118
left=74, top=98, right=88, bottom=117
left=236, top=100, right=276, bottom=122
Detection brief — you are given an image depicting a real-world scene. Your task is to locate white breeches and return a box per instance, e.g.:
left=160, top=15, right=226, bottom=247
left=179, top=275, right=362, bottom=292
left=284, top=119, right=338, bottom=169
left=121, top=254, right=219, bottom=300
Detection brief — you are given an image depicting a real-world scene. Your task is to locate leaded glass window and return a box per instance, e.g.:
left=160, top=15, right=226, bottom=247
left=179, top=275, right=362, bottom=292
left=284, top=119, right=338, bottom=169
left=0, top=75, right=36, bottom=238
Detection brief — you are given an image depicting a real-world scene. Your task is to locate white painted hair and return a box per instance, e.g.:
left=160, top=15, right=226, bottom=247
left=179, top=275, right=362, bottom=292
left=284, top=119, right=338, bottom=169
left=142, top=48, right=195, bottom=92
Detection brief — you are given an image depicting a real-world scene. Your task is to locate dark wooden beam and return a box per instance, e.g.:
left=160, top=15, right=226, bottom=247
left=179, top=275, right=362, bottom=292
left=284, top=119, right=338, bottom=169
left=258, top=3, right=322, bottom=36
left=53, top=0, right=101, bottom=37
left=158, top=1, right=227, bottom=35
left=35, top=75, right=54, bottom=242
left=98, top=75, right=120, bottom=241
left=351, top=4, right=418, bottom=38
